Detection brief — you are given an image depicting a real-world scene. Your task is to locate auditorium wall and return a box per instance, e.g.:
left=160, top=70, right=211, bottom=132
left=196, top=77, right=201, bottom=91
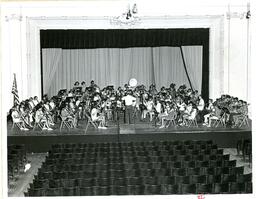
left=0, top=1, right=251, bottom=113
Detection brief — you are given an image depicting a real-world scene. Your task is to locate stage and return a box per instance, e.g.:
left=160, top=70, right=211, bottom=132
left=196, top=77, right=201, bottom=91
left=7, top=118, right=252, bottom=153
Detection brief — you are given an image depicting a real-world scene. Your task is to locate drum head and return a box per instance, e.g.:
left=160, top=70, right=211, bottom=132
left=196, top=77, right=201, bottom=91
left=129, top=78, right=137, bottom=87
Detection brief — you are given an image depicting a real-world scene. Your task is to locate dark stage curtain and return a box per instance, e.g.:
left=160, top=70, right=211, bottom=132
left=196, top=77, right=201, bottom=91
left=40, top=28, right=209, bottom=100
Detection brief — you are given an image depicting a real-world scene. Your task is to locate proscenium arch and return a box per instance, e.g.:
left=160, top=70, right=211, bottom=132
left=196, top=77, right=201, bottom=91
left=40, top=28, right=209, bottom=100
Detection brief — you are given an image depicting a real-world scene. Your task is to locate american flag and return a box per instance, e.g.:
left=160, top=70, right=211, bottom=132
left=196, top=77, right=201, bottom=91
left=12, top=73, right=19, bottom=105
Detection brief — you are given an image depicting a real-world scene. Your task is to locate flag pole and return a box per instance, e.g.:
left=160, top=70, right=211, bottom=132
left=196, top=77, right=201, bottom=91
left=12, top=73, right=19, bottom=106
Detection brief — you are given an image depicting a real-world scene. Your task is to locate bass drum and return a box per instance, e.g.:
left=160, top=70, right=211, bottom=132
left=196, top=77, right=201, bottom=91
left=129, top=78, right=137, bottom=88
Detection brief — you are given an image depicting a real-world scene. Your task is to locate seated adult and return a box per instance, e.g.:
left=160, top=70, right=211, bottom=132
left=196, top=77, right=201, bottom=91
left=91, top=102, right=107, bottom=129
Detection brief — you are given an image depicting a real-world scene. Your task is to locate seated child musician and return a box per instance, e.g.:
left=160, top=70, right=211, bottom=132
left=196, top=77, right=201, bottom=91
left=91, top=102, right=107, bottom=129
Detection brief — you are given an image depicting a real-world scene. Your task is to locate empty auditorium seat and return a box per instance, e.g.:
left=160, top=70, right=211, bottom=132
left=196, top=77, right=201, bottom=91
left=63, top=186, right=80, bottom=196
left=93, top=186, right=110, bottom=195
left=229, top=166, right=244, bottom=175
left=180, top=184, right=196, bottom=194
left=196, top=183, right=213, bottom=194
left=127, top=185, right=144, bottom=195
left=175, top=176, right=191, bottom=184
left=222, top=174, right=237, bottom=183
left=229, top=182, right=246, bottom=193
left=237, top=173, right=252, bottom=183
left=79, top=187, right=94, bottom=196
left=111, top=185, right=128, bottom=195
left=160, top=184, right=179, bottom=194
left=190, top=175, right=207, bottom=184
left=187, top=167, right=202, bottom=176
left=158, top=176, right=176, bottom=185
left=207, top=175, right=222, bottom=184
left=213, top=183, right=230, bottom=194
left=30, top=179, right=49, bottom=189
left=27, top=140, right=252, bottom=196
left=142, top=176, right=159, bottom=185
left=144, top=184, right=161, bottom=195
left=172, top=168, right=187, bottom=176
left=48, top=179, right=63, bottom=188
left=28, top=188, right=46, bottom=196
left=45, top=187, right=63, bottom=196
left=77, top=178, right=95, bottom=187
left=245, top=182, right=252, bottom=193
left=183, top=161, right=196, bottom=168
left=127, top=177, right=141, bottom=186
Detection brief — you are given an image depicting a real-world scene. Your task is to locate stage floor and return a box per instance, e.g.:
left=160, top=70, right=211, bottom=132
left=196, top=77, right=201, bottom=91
left=7, top=117, right=252, bottom=152
left=7, top=118, right=251, bottom=136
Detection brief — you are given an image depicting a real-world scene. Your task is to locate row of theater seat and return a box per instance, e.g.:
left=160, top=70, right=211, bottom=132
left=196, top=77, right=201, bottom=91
left=50, top=140, right=214, bottom=148
left=44, top=154, right=230, bottom=162
left=35, top=167, right=245, bottom=179
left=50, top=143, right=217, bottom=150
left=31, top=174, right=252, bottom=188
left=26, top=182, right=253, bottom=196
left=47, top=152, right=228, bottom=160
left=50, top=144, right=217, bottom=151
left=49, top=148, right=222, bottom=155
left=40, top=160, right=237, bottom=172
left=43, top=158, right=234, bottom=167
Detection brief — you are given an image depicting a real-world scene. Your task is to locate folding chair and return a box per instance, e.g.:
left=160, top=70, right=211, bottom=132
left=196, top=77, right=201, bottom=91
left=11, top=115, right=25, bottom=131
left=165, top=112, right=177, bottom=128
left=212, top=114, right=226, bottom=127
left=184, top=112, right=198, bottom=127
left=33, top=117, right=45, bottom=130
left=60, top=116, right=74, bottom=131
left=84, top=112, right=97, bottom=133
left=235, top=114, right=249, bottom=128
